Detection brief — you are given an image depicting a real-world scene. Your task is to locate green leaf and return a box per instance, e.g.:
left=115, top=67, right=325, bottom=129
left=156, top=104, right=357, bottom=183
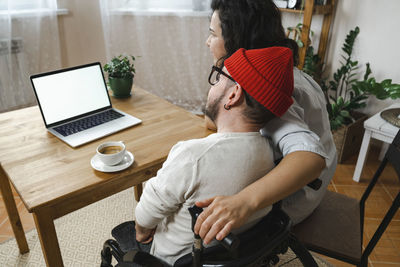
left=381, top=79, right=392, bottom=88
left=296, top=40, right=304, bottom=48
left=363, top=63, right=372, bottom=80
left=336, top=116, right=345, bottom=124
left=103, top=54, right=136, bottom=78
left=337, top=96, right=344, bottom=106
left=340, top=110, right=351, bottom=118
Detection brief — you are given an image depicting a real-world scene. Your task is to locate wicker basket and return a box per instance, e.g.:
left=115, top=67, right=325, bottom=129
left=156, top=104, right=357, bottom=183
left=332, top=112, right=368, bottom=163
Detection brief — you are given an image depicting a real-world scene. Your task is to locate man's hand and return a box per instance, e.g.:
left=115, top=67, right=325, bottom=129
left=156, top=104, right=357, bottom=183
left=135, top=223, right=156, bottom=244
left=194, top=194, right=254, bottom=245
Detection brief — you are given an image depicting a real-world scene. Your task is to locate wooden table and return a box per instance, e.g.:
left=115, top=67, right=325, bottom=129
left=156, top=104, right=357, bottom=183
left=0, top=87, right=211, bottom=266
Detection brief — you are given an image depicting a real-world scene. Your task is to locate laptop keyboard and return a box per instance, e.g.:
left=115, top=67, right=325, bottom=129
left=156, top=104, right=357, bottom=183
left=53, top=109, right=124, bottom=137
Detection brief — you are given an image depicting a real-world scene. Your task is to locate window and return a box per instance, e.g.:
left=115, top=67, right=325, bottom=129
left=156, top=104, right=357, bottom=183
left=122, top=0, right=211, bottom=12
left=0, top=0, right=57, bottom=12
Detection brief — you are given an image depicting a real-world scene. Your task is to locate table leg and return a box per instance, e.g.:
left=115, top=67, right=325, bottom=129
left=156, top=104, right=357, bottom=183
left=378, top=142, right=390, bottom=161
left=353, top=130, right=372, bottom=182
left=33, top=209, right=64, bottom=267
left=134, top=183, right=143, bottom=201
left=0, top=164, right=29, bottom=253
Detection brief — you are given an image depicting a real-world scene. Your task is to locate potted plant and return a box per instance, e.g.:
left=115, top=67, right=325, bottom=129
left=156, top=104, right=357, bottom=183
left=104, top=55, right=136, bottom=98
left=286, top=23, right=313, bottom=49
left=319, top=27, right=400, bottom=162
left=321, top=27, right=400, bottom=130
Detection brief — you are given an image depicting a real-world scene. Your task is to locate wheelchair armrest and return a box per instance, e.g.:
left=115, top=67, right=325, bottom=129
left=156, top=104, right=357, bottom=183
left=307, top=178, right=322, bottom=190
left=101, top=239, right=171, bottom=267
left=188, top=205, right=240, bottom=252
left=175, top=204, right=294, bottom=266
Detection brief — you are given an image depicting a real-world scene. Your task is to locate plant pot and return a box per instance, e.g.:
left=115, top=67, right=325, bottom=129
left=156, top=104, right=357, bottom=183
left=332, top=111, right=368, bottom=163
left=108, top=77, right=133, bottom=98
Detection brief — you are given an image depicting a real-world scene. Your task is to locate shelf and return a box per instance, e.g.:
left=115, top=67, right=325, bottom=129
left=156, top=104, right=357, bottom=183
left=279, top=0, right=337, bottom=70
left=279, top=5, right=332, bottom=15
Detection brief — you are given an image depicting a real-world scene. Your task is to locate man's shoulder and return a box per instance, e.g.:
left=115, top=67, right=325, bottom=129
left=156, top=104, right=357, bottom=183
left=169, top=134, right=220, bottom=161
left=172, top=133, right=267, bottom=160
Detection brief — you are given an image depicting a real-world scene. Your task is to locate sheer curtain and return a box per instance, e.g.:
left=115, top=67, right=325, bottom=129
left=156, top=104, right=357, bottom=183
left=0, top=0, right=61, bottom=113
left=100, top=0, right=213, bottom=114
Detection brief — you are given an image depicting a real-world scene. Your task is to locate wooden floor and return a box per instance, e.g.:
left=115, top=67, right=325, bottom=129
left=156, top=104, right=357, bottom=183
left=0, top=144, right=399, bottom=266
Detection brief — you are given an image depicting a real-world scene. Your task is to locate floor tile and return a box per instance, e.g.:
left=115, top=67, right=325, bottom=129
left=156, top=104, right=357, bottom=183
left=0, top=194, right=35, bottom=243
left=374, top=165, right=399, bottom=188
left=327, top=184, right=336, bottom=192
left=364, top=219, right=400, bottom=262
left=335, top=185, right=400, bottom=220
left=371, top=262, right=400, bottom=266
left=382, top=185, right=400, bottom=202
left=0, top=195, right=8, bottom=227
left=332, top=163, right=361, bottom=185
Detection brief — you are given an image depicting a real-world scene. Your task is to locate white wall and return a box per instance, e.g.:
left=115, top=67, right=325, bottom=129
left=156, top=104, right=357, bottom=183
left=321, top=0, right=400, bottom=115
left=282, top=0, right=400, bottom=116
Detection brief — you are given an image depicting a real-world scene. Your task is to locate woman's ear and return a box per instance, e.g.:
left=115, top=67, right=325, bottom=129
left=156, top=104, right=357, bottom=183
left=225, top=83, right=245, bottom=108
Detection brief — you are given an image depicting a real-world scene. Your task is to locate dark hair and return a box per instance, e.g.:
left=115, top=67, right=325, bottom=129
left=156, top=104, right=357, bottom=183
left=223, top=80, right=275, bottom=127
left=211, top=0, right=298, bottom=66
left=242, top=90, right=275, bottom=127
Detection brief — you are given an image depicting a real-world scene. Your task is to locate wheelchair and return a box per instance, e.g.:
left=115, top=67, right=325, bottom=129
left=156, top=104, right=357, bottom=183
left=100, top=201, right=319, bottom=267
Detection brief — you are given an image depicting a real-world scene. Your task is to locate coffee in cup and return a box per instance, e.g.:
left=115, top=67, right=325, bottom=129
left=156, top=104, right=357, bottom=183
left=96, top=141, right=126, bottom=166
left=99, top=146, right=123, bottom=155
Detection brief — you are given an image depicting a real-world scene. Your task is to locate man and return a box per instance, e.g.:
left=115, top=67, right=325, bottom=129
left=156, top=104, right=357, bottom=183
left=134, top=47, right=294, bottom=264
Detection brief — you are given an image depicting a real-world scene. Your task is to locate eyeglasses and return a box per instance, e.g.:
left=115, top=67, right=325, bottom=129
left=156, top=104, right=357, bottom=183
left=208, top=65, right=236, bottom=86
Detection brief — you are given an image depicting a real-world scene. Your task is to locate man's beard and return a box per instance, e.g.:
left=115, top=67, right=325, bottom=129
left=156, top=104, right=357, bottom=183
left=204, top=93, right=224, bottom=124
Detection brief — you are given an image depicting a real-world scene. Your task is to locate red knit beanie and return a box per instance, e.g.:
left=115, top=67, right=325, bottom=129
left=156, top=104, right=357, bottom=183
left=224, top=47, right=294, bottom=117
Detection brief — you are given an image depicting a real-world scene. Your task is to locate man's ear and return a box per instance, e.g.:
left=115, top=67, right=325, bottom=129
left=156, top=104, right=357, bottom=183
left=225, top=83, right=245, bottom=108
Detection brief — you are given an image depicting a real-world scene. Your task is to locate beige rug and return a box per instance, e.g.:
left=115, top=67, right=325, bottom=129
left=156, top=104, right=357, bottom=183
left=0, top=188, right=332, bottom=266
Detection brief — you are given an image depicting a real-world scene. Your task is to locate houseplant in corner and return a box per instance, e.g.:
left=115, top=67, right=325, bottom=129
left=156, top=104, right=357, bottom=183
left=321, top=27, right=400, bottom=162
left=104, top=55, right=136, bottom=98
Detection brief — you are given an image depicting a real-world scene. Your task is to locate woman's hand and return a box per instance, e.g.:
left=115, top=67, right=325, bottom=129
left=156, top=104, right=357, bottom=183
left=194, top=194, right=254, bottom=245
left=135, top=223, right=156, bottom=244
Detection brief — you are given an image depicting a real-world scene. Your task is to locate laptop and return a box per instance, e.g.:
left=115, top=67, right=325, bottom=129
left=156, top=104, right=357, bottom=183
left=30, top=62, right=142, bottom=148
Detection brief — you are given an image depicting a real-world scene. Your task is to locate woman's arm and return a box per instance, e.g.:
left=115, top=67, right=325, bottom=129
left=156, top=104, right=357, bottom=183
left=194, top=150, right=325, bottom=244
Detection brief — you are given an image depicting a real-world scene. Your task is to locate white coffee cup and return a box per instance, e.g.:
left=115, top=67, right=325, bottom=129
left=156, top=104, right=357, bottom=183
left=96, top=141, right=126, bottom=166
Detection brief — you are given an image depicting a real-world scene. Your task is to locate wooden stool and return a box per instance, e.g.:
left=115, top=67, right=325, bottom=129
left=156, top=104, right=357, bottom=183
left=353, top=103, right=400, bottom=182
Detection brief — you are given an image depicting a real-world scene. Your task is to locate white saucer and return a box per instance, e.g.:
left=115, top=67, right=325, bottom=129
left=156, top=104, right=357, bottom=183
left=91, top=151, right=134, bottom=172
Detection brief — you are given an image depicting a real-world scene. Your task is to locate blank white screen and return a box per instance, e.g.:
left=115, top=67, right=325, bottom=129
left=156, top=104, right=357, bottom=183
left=32, top=65, right=110, bottom=125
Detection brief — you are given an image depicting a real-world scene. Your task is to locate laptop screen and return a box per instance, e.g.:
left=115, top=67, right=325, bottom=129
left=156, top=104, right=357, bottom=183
left=31, top=63, right=111, bottom=126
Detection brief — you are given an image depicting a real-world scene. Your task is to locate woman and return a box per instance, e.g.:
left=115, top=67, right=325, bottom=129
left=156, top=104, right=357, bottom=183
left=194, top=0, right=337, bottom=245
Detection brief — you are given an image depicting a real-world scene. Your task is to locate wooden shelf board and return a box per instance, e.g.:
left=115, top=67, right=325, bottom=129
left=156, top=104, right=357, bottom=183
left=279, top=5, right=332, bottom=15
